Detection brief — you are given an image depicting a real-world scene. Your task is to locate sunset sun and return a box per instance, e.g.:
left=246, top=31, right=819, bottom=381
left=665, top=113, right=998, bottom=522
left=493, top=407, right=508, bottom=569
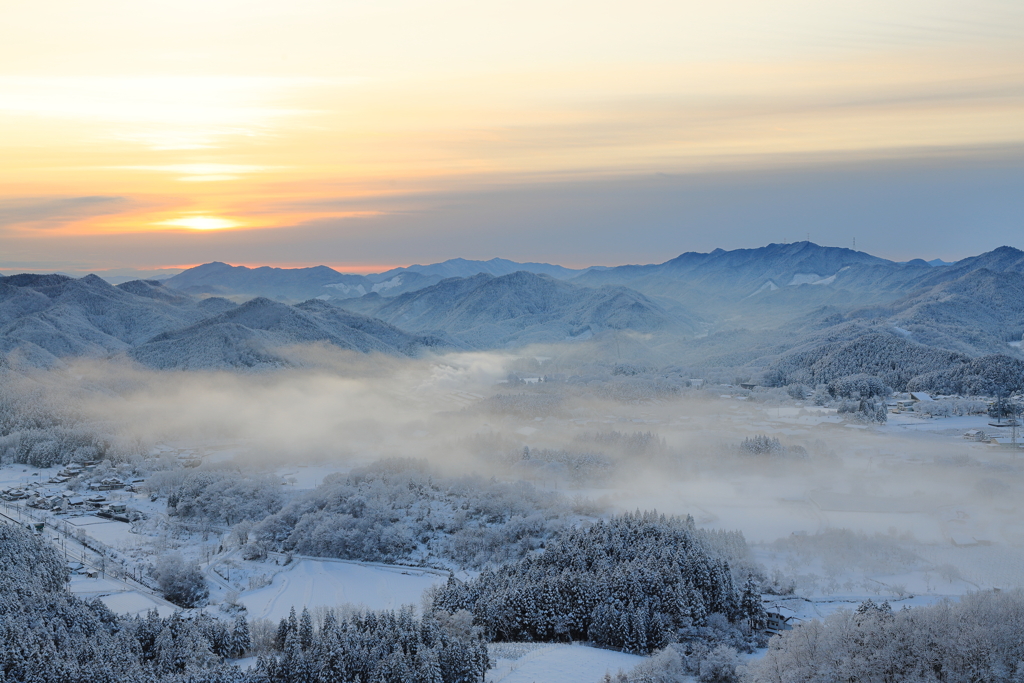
left=158, top=216, right=239, bottom=230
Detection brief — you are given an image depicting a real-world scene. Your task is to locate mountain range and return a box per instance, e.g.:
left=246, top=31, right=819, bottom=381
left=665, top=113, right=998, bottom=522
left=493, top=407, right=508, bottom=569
left=3, top=243, right=1022, bottom=380
left=338, top=271, right=697, bottom=348
left=0, top=275, right=452, bottom=369
left=161, top=258, right=593, bottom=303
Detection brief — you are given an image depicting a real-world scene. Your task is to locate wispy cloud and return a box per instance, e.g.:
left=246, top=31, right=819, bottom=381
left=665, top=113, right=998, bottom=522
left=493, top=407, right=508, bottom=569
left=0, top=196, right=131, bottom=230
left=0, top=76, right=333, bottom=150
left=113, top=164, right=281, bottom=182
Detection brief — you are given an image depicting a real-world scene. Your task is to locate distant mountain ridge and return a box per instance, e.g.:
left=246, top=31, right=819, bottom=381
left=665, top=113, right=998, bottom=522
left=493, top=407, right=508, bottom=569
left=4, top=242, right=1023, bottom=379
left=163, top=258, right=591, bottom=303
left=371, top=257, right=592, bottom=281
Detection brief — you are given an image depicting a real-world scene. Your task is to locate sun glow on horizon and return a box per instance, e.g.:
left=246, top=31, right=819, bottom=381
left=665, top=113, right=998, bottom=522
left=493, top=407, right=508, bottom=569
left=158, top=216, right=240, bottom=231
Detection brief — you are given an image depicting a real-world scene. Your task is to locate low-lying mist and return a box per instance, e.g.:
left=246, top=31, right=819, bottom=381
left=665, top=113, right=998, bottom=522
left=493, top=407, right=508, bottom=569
left=3, top=340, right=1022, bottom=593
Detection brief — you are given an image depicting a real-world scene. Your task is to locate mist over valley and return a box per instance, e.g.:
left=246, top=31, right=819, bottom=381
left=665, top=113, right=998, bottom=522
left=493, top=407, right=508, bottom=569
left=2, top=241, right=1024, bottom=682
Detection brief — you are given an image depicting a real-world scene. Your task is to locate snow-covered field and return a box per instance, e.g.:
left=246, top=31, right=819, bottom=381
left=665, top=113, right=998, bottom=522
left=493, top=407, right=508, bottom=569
left=486, top=643, right=645, bottom=683
left=239, top=558, right=446, bottom=622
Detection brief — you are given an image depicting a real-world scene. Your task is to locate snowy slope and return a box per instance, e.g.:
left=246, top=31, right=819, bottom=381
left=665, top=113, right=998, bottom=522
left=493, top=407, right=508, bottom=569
left=340, top=271, right=698, bottom=347
left=0, top=274, right=235, bottom=365
left=129, top=296, right=453, bottom=369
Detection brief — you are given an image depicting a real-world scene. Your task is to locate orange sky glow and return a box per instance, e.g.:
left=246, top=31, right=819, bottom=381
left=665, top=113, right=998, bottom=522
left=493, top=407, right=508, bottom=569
left=2, top=1, right=1023, bottom=273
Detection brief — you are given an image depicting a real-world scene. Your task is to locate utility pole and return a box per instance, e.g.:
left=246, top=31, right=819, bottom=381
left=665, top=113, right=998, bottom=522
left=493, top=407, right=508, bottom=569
left=1013, top=400, right=1019, bottom=453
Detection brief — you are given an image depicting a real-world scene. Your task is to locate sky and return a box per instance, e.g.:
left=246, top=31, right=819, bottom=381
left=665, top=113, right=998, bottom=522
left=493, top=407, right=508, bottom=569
left=2, top=0, right=1024, bottom=276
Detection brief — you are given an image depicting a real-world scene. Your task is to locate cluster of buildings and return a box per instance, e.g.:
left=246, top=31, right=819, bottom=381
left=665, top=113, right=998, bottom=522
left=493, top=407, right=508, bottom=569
left=1, top=465, right=141, bottom=522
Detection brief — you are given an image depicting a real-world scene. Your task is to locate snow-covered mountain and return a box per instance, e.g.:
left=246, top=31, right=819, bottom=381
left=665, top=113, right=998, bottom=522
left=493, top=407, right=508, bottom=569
left=130, top=297, right=453, bottom=369
left=339, top=271, right=698, bottom=348
left=5, top=243, right=1023, bottom=373
left=162, top=262, right=376, bottom=302
left=0, top=274, right=234, bottom=366
left=672, top=246, right=1024, bottom=384
left=0, top=275, right=453, bottom=369
left=163, top=258, right=589, bottom=303
left=369, top=257, right=589, bottom=282
left=572, top=241, right=901, bottom=308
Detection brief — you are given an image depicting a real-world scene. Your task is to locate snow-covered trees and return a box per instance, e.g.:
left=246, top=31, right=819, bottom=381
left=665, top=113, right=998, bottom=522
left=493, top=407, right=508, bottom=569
left=258, top=605, right=488, bottom=683
left=765, top=332, right=1024, bottom=397
left=908, top=353, right=1024, bottom=396
left=836, top=396, right=888, bottom=423
left=0, top=521, right=491, bottom=682
left=747, top=591, right=1024, bottom=683
left=434, top=512, right=763, bottom=655
left=763, top=333, right=968, bottom=391
left=0, top=378, right=135, bottom=467
left=166, top=469, right=284, bottom=525
left=739, top=436, right=785, bottom=457
left=827, top=373, right=888, bottom=399
left=154, top=552, right=209, bottom=607
left=737, top=435, right=810, bottom=459
left=0, top=523, right=240, bottom=682
left=245, top=459, right=576, bottom=567
left=229, top=613, right=252, bottom=658
left=0, top=522, right=69, bottom=597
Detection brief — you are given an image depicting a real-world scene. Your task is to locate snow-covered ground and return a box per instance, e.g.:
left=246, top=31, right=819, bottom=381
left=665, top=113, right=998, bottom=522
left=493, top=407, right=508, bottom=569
left=3, top=385, right=1023, bottom=683
left=486, top=643, right=645, bottom=683
left=238, top=558, right=446, bottom=622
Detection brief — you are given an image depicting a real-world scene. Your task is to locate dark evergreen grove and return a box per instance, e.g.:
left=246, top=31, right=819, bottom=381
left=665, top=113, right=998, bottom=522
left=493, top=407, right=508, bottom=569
left=0, top=522, right=487, bottom=683
left=256, top=606, right=488, bottom=683
left=434, top=512, right=767, bottom=654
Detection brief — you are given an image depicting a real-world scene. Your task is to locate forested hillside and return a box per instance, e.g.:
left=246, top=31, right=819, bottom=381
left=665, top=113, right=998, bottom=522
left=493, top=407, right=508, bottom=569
left=339, top=271, right=699, bottom=347
left=434, top=513, right=765, bottom=654
left=129, top=297, right=453, bottom=369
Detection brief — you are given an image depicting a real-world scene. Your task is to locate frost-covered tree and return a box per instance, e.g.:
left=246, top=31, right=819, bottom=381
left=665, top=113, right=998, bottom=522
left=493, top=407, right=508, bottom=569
left=827, top=373, right=888, bottom=399
left=153, top=552, right=209, bottom=607
left=747, top=591, right=1024, bottom=683
left=229, top=613, right=252, bottom=658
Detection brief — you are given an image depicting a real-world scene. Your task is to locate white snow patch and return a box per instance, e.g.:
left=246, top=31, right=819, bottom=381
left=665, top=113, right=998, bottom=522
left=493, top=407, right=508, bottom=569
left=789, top=269, right=846, bottom=286
left=323, top=282, right=367, bottom=296
left=100, top=590, right=177, bottom=617
left=1010, top=340, right=1022, bottom=349
left=238, top=559, right=445, bottom=622
left=486, top=643, right=644, bottom=683
left=64, top=516, right=136, bottom=546
left=371, top=276, right=403, bottom=293
left=788, top=273, right=823, bottom=286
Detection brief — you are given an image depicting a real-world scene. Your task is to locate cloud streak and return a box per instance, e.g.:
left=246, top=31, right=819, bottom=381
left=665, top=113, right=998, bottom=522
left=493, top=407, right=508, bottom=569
left=0, top=196, right=131, bottom=231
